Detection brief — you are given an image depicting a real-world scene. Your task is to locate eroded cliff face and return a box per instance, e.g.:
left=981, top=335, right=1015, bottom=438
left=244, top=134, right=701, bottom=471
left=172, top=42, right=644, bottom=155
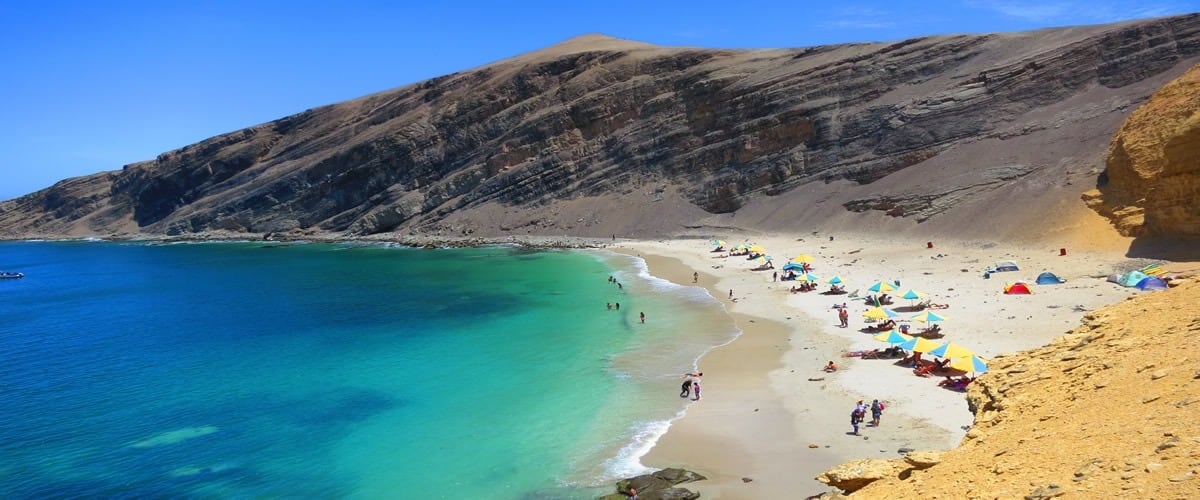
left=1085, top=63, right=1200, bottom=237
left=2, top=16, right=1200, bottom=239
left=819, top=279, right=1200, bottom=498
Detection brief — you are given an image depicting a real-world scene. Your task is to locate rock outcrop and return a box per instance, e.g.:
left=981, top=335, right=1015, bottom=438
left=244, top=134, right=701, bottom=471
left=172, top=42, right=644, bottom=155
left=818, top=278, right=1200, bottom=498
left=3, top=16, right=1200, bottom=240
left=599, top=468, right=706, bottom=500
left=1086, top=63, right=1200, bottom=237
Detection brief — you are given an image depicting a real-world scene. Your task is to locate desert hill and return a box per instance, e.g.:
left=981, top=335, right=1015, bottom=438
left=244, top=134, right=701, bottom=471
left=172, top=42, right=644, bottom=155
left=2, top=15, right=1200, bottom=244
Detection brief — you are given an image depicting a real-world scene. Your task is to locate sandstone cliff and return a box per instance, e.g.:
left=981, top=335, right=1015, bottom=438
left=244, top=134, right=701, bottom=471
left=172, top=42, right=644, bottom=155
left=818, top=279, right=1200, bottom=498
left=1085, top=63, right=1200, bottom=238
left=3, top=16, right=1200, bottom=241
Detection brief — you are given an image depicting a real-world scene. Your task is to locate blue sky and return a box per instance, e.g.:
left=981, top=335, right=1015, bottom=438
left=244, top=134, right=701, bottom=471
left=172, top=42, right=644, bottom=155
left=0, top=1, right=1195, bottom=200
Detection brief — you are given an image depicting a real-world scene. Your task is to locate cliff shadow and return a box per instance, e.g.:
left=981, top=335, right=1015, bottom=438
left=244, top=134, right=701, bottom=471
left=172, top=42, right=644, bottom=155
left=1125, top=236, right=1200, bottom=262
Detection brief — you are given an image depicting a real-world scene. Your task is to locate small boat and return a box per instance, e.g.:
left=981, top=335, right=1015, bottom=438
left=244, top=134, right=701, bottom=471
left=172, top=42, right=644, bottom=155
left=0, top=271, right=24, bottom=279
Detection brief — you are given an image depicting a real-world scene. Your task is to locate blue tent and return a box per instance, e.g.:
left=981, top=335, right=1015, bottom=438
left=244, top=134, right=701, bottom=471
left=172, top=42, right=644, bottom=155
left=782, top=262, right=805, bottom=272
left=1119, top=271, right=1149, bottom=287
left=1035, top=272, right=1065, bottom=285
left=1135, top=276, right=1168, bottom=291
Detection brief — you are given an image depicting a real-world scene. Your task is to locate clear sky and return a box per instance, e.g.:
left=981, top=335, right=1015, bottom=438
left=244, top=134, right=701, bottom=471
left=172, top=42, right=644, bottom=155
left=1, top=1, right=1195, bottom=200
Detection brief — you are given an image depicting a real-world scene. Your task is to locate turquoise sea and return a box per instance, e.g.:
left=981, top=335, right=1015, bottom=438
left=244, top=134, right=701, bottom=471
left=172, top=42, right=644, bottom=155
left=0, top=241, right=738, bottom=498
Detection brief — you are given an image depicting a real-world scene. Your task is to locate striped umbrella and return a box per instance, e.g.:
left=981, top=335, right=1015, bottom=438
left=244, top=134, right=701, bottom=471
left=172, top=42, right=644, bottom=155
left=898, top=336, right=941, bottom=353
left=949, top=355, right=989, bottom=374
left=868, top=280, right=897, bottom=293
left=910, top=311, right=948, bottom=323
left=928, top=342, right=973, bottom=359
left=872, top=330, right=913, bottom=344
left=862, top=306, right=900, bottom=320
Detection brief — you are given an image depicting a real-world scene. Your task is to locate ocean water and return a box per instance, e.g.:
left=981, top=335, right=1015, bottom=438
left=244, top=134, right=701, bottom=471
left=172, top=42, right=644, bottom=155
left=0, top=241, right=738, bottom=499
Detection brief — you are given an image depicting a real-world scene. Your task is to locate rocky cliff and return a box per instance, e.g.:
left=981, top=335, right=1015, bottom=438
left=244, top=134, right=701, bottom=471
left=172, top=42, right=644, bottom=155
left=1085, top=63, right=1200, bottom=238
left=816, top=278, right=1200, bottom=498
left=3, top=16, right=1200, bottom=240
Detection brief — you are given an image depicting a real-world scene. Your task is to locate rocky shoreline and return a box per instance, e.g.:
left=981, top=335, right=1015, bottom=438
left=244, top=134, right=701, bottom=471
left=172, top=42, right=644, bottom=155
left=0, top=229, right=619, bottom=250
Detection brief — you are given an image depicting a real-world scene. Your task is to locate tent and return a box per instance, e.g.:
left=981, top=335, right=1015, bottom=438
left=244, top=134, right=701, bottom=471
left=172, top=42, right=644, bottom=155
left=1135, top=276, right=1168, bottom=291
left=1004, top=282, right=1032, bottom=294
left=991, top=261, right=1019, bottom=272
left=1035, top=272, right=1065, bottom=285
left=1118, top=271, right=1149, bottom=287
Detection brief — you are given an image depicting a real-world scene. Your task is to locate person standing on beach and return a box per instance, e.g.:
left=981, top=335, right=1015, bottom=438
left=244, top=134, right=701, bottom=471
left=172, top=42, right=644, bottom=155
left=850, top=407, right=863, bottom=435
left=729, top=289, right=733, bottom=299
left=838, top=307, right=849, bottom=328
left=870, top=399, right=885, bottom=426
left=772, top=271, right=777, bottom=282
left=692, top=271, right=698, bottom=283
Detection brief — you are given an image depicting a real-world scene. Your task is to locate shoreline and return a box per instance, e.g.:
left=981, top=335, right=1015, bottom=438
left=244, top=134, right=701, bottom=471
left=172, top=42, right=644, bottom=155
left=616, top=233, right=1143, bottom=498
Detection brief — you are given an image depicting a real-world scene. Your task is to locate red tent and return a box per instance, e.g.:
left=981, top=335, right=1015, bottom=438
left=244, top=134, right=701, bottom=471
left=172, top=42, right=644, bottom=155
left=1004, top=282, right=1032, bottom=294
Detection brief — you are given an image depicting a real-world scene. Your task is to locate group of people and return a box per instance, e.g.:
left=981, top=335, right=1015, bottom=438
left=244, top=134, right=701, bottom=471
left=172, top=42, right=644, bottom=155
left=849, top=399, right=886, bottom=435
left=790, top=281, right=819, bottom=293
left=680, top=372, right=702, bottom=401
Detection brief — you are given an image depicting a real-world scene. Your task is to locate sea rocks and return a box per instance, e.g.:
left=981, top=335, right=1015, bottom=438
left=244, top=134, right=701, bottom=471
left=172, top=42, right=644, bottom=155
left=601, top=468, right=706, bottom=500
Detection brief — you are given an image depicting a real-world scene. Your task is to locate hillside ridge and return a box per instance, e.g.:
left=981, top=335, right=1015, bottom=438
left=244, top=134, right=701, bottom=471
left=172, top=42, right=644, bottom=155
left=2, top=15, right=1199, bottom=244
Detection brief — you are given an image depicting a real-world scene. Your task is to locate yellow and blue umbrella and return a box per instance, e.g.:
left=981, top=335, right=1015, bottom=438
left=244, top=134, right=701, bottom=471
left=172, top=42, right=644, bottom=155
left=949, top=355, right=989, bottom=374
left=790, top=254, right=815, bottom=264
left=910, top=311, right=948, bottom=323
left=711, top=239, right=727, bottom=247
left=873, top=330, right=913, bottom=344
left=862, top=306, right=900, bottom=320
left=900, top=289, right=925, bottom=300
left=799, top=272, right=820, bottom=282
left=748, top=245, right=766, bottom=254
left=928, top=342, right=973, bottom=359
left=898, top=336, right=941, bottom=353
left=868, top=280, right=897, bottom=293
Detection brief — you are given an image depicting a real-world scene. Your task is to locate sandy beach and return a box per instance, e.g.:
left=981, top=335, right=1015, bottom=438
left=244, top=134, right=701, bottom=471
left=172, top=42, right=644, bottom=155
left=616, top=232, right=1142, bottom=498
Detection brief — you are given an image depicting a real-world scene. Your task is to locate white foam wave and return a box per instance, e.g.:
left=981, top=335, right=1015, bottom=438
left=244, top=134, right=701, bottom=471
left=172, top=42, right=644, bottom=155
left=600, top=408, right=689, bottom=480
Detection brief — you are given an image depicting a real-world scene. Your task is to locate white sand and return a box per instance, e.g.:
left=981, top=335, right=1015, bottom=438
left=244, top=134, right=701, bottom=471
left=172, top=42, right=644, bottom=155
left=617, top=233, right=1139, bottom=498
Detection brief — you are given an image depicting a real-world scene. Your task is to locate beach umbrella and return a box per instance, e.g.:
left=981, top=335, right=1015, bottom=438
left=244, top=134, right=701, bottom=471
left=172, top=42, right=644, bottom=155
left=867, top=280, right=897, bottom=293
left=898, top=336, right=941, bottom=353
left=872, top=330, right=913, bottom=344
left=928, top=342, right=974, bottom=359
left=826, top=276, right=844, bottom=284
left=862, top=306, right=900, bottom=320
left=799, top=273, right=820, bottom=282
left=910, top=311, right=948, bottom=323
left=748, top=245, right=766, bottom=254
left=790, top=254, right=815, bottom=263
left=949, top=355, right=989, bottom=374
left=900, top=289, right=925, bottom=308
left=711, top=239, right=726, bottom=247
